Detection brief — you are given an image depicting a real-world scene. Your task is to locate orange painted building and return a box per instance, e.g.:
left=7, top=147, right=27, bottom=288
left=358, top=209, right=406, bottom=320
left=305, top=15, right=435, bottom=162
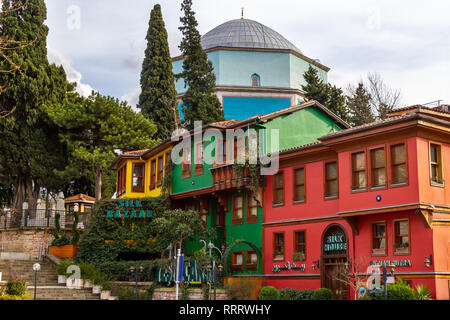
left=262, top=105, right=450, bottom=299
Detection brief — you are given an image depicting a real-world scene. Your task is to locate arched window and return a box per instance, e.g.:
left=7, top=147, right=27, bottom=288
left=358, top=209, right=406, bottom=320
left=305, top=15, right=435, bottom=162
left=251, top=74, right=260, bottom=87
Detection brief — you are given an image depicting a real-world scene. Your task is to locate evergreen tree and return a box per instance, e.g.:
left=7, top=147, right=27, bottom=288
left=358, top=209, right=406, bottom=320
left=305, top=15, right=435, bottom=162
left=302, top=65, right=329, bottom=105
left=346, top=82, right=376, bottom=126
left=138, top=4, right=178, bottom=140
left=302, top=66, right=350, bottom=123
left=177, top=0, right=224, bottom=129
left=327, top=84, right=350, bottom=124
left=46, top=92, right=157, bottom=200
left=0, top=0, right=71, bottom=216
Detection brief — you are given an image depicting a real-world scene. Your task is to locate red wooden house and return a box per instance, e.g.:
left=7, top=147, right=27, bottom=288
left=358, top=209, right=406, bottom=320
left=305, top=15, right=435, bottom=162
left=262, top=105, right=450, bottom=300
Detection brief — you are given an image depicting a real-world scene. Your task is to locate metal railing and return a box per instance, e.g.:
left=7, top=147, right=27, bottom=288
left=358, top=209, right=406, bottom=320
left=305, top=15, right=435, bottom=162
left=0, top=209, right=90, bottom=230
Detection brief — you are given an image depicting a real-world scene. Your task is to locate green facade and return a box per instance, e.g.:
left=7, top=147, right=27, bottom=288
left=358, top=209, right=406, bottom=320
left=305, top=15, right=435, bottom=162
left=264, top=106, right=345, bottom=153
left=169, top=103, right=345, bottom=277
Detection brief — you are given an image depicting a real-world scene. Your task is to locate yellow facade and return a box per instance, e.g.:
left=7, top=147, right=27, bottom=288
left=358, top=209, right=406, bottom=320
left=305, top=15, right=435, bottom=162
left=116, top=146, right=172, bottom=199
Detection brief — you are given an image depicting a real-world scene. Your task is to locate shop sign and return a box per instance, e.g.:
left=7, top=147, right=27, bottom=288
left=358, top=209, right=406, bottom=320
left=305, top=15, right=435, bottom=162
left=106, top=199, right=153, bottom=219
left=158, top=260, right=210, bottom=284
left=370, top=260, right=412, bottom=267
left=272, top=261, right=306, bottom=273
left=323, top=235, right=347, bottom=252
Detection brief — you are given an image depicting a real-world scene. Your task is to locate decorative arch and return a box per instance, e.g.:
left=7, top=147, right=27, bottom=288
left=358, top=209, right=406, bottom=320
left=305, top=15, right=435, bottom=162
left=251, top=73, right=260, bottom=87
left=223, top=240, right=262, bottom=279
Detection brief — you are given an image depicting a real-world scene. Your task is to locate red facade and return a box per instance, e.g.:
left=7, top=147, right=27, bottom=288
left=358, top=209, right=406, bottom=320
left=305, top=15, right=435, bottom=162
left=262, top=106, right=450, bottom=300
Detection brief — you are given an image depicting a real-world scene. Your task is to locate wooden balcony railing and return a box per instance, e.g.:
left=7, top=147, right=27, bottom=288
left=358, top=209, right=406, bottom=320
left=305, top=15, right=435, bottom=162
left=210, top=164, right=251, bottom=191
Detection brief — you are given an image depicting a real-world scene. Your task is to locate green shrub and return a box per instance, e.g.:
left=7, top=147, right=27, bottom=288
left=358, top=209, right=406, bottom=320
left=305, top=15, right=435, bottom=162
left=92, top=269, right=107, bottom=286
left=144, top=283, right=157, bottom=300
left=258, top=286, right=280, bottom=300
left=415, top=284, right=432, bottom=300
left=111, top=285, right=135, bottom=300
left=71, top=211, right=80, bottom=245
left=202, top=284, right=210, bottom=300
left=360, top=294, right=371, bottom=300
left=181, top=283, right=190, bottom=300
left=6, top=280, right=27, bottom=296
left=51, top=234, right=71, bottom=247
left=79, top=262, right=97, bottom=280
left=56, top=260, right=73, bottom=276
left=387, top=279, right=416, bottom=300
left=313, top=288, right=333, bottom=300
left=0, top=294, right=31, bottom=300
left=278, top=288, right=314, bottom=300
left=366, top=280, right=417, bottom=300
left=96, top=261, right=156, bottom=282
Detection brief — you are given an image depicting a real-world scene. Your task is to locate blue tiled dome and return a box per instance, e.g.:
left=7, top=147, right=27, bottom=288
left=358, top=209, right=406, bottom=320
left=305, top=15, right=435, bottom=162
left=201, top=19, right=302, bottom=54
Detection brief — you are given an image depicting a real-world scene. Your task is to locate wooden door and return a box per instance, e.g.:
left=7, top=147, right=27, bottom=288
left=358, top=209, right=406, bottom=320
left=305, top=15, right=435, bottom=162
left=324, top=261, right=349, bottom=300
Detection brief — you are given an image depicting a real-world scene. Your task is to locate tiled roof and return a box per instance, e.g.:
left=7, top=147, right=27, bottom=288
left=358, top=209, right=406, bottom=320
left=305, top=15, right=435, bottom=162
left=64, top=194, right=96, bottom=202
left=321, top=114, right=412, bottom=140
left=278, top=141, right=323, bottom=155
left=123, top=149, right=149, bottom=156
left=388, top=105, right=450, bottom=115
left=210, top=120, right=243, bottom=127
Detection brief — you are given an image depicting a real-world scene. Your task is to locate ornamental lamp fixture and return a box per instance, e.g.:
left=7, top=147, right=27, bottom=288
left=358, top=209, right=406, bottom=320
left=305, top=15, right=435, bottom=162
left=424, top=255, right=433, bottom=268
left=130, top=266, right=134, bottom=273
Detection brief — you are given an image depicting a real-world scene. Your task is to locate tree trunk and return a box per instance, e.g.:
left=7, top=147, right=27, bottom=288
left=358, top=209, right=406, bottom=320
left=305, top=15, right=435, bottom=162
left=26, top=178, right=40, bottom=218
left=95, top=164, right=102, bottom=200
left=12, top=175, right=27, bottom=227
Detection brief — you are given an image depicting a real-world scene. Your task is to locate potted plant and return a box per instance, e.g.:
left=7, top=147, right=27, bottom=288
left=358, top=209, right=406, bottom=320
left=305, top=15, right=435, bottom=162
left=56, top=260, right=72, bottom=285
left=80, top=262, right=95, bottom=288
left=273, top=251, right=284, bottom=261
left=100, top=281, right=112, bottom=300
left=48, top=212, right=79, bottom=259
left=394, top=242, right=409, bottom=254
left=92, top=270, right=105, bottom=295
left=292, top=251, right=306, bottom=261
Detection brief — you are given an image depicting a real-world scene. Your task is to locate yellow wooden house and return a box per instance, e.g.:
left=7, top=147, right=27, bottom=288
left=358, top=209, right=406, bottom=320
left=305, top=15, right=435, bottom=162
left=110, top=140, right=173, bottom=199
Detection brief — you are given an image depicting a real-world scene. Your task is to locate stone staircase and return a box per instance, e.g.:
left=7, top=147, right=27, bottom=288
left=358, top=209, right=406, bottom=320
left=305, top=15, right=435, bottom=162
left=0, top=258, right=100, bottom=300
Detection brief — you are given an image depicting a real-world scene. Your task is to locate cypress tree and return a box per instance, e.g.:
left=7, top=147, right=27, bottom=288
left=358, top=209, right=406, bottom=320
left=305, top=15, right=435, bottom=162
left=346, top=82, right=376, bottom=126
left=302, top=65, right=350, bottom=123
left=0, top=0, right=71, bottom=216
left=138, top=4, right=178, bottom=140
left=177, top=0, right=224, bottom=129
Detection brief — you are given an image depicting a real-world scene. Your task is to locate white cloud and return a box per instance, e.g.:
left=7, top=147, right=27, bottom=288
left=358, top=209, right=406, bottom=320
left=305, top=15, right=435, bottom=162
left=121, top=87, right=141, bottom=109
left=47, top=47, right=95, bottom=97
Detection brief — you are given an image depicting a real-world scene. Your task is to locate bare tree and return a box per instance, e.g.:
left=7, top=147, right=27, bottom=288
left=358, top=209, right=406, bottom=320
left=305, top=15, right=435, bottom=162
left=331, top=257, right=372, bottom=300
left=367, top=72, right=402, bottom=120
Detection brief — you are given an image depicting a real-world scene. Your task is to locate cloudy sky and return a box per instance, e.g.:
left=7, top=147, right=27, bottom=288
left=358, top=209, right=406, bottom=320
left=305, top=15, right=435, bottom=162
left=45, top=0, right=449, bottom=107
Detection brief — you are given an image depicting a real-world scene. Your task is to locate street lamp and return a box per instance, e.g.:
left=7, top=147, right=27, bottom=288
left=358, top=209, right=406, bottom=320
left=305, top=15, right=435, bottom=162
left=376, top=264, right=395, bottom=300
left=33, top=263, right=40, bottom=300
left=203, top=240, right=224, bottom=300
left=130, top=265, right=144, bottom=300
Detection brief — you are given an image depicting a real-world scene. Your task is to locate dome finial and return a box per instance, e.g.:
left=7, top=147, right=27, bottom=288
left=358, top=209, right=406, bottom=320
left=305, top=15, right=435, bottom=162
left=241, top=7, right=244, bottom=19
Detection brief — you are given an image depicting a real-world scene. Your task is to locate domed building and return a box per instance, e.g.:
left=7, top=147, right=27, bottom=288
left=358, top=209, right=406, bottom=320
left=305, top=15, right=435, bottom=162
left=173, top=17, right=329, bottom=120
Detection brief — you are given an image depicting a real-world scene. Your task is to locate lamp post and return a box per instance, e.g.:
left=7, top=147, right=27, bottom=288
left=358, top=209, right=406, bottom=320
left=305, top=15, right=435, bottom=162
left=130, top=265, right=144, bottom=300
left=377, top=264, right=395, bottom=300
left=205, top=241, right=224, bottom=300
left=33, top=263, right=40, bottom=300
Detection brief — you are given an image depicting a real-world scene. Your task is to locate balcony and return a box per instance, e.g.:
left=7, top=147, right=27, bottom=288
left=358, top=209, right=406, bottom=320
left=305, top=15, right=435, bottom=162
left=210, top=164, right=251, bottom=192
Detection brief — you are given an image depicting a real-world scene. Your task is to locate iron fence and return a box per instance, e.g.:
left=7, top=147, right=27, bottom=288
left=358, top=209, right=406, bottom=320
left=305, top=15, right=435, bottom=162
left=0, top=209, right=90, bottom=230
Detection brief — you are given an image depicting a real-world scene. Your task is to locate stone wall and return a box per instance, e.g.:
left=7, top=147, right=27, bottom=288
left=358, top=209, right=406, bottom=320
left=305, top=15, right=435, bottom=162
left=0, top=229, right=55, bottom=259
left=153, top=288, right=227, bottom=300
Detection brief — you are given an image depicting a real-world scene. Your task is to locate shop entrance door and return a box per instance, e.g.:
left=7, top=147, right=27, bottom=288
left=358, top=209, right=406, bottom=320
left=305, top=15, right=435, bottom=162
left=321, top=224, right=350, bottom=300
left=323, top=257, right=349, bottom=300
